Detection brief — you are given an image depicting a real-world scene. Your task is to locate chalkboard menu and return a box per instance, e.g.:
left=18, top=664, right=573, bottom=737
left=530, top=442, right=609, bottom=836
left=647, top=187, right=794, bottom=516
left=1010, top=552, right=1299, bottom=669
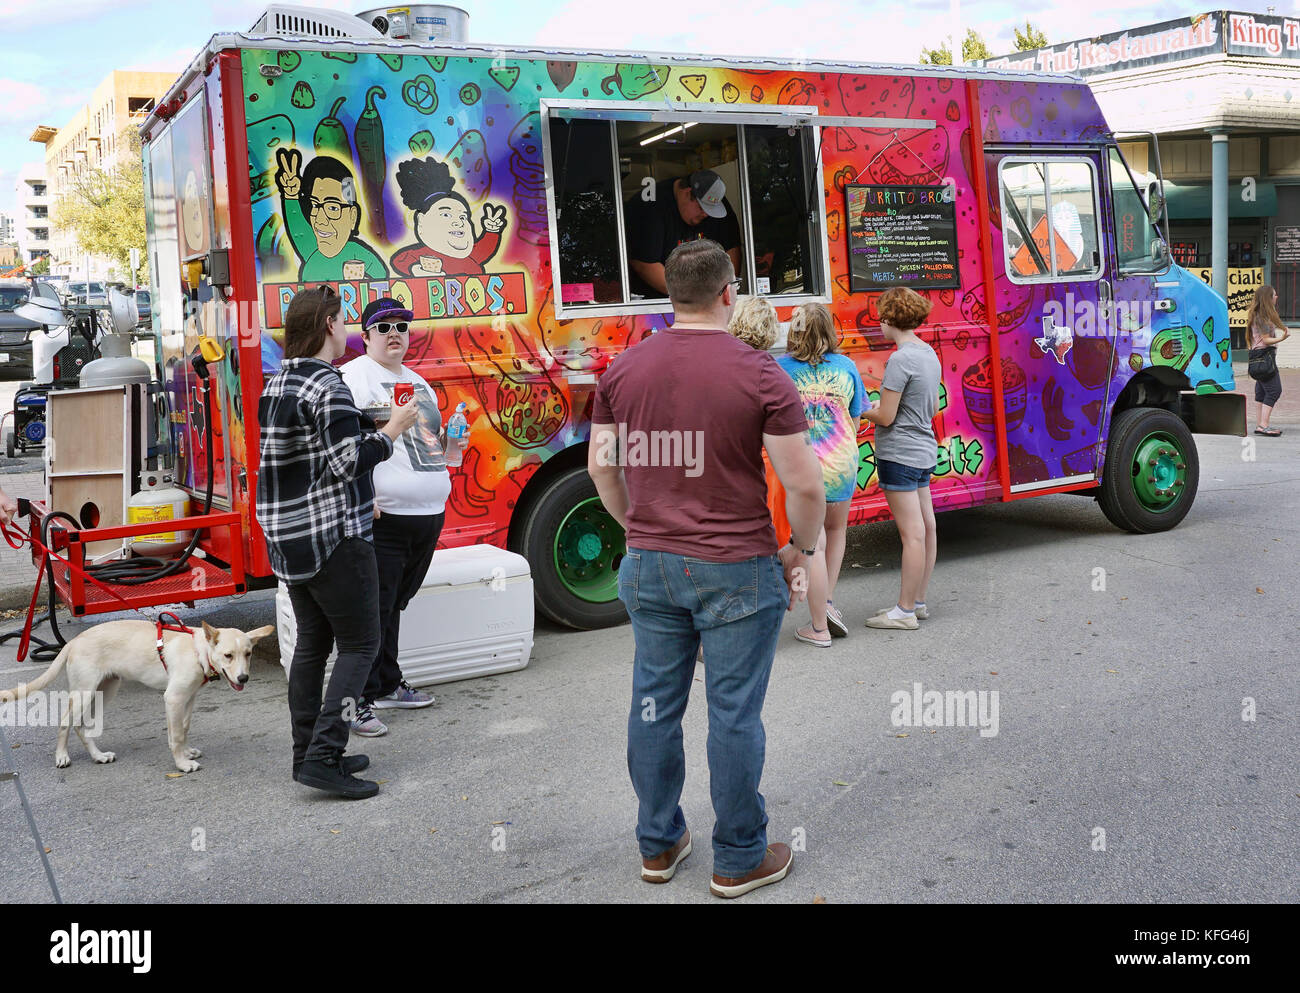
left=845, top=183, right=960, bottom=292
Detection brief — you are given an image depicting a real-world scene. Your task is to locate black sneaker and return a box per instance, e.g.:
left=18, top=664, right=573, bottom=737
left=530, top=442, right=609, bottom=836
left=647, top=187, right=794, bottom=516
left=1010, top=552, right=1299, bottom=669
left=296, top=756, right=380, bottom=799
left=293, top=753, right=369, bottom=781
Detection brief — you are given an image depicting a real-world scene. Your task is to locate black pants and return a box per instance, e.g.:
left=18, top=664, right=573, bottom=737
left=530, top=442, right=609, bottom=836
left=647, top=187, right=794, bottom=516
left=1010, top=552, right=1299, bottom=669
left=363, top=511, right=444, bottom=703
left=287, top=538, right=380, bottom=765
left=1255, top=370, right=1282, bottom=407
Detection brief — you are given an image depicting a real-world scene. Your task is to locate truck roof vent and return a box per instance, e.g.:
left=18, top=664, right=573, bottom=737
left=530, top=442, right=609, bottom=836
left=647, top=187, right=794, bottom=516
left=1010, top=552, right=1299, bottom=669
left=250, top=4, right=384, bottom=39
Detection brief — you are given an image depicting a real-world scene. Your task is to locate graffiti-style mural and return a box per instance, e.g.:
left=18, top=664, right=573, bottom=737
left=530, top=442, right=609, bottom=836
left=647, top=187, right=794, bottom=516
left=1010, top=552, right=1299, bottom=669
left=235, top=50, right=1232, bottom=543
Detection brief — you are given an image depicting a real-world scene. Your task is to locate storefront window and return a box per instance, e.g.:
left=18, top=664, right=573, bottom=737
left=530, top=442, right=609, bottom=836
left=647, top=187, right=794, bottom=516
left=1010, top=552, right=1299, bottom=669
left=1000, top=157, right=1103, bottom=283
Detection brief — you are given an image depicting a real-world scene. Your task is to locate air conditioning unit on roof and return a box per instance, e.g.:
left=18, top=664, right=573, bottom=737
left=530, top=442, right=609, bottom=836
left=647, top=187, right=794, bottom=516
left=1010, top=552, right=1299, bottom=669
left=250, top=4, right=383, bottom=39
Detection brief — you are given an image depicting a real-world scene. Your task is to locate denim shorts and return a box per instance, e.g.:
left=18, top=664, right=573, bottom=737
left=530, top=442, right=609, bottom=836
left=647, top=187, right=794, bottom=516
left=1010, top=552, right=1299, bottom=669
left=877, top=459, right=935, bottom=491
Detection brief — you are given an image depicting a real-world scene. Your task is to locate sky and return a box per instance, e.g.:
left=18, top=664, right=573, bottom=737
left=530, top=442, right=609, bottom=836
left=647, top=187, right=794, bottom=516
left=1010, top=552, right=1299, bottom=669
left=2, top=0, right=1298, bottom=220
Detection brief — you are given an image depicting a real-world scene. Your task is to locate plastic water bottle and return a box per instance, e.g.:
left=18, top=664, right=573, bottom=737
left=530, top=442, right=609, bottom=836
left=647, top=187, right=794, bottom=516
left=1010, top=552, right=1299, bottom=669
left=444, top=402, right=469, bottom=467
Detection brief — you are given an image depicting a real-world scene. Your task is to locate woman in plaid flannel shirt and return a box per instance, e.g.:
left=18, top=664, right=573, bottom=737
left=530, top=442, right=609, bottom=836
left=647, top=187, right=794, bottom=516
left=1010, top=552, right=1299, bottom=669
left=257, top=286, right=417, bottom=799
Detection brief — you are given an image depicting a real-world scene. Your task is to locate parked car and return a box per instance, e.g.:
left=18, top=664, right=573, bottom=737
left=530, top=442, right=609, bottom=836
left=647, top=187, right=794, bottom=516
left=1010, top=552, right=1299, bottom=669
left=135, top=287, right=152, bottom=326
left=0, top=280, right=41, bottom=379
left=65, top=280, right=107, bottom=305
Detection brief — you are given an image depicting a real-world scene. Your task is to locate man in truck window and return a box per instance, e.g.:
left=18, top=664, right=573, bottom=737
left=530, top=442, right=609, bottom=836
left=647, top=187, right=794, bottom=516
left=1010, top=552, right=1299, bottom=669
left=274, top=148, right=387, bottom=282
left=624, top=170, right=741, bottom=298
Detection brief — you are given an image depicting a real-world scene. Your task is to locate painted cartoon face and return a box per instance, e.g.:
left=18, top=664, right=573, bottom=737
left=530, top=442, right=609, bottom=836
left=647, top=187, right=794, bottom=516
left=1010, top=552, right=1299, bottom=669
left=417, top=196, right=474, bottom=258
left=306, top=176, right=357, bottom=259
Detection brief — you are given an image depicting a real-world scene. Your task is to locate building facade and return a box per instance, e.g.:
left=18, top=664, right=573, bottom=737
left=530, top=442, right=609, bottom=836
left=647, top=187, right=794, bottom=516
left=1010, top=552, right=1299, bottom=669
left=0, top=212, right=14, bottom=245
left=29, top=70, right=175, bottom=280
left=980, top=10, right=1300, bottom=365
left=13, top=162, right=51, bottom=268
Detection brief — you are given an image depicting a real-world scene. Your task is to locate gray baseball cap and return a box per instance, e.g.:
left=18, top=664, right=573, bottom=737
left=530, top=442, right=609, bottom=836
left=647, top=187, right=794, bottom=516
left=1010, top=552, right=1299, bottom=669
left=689, top=170, right=727, bottom=219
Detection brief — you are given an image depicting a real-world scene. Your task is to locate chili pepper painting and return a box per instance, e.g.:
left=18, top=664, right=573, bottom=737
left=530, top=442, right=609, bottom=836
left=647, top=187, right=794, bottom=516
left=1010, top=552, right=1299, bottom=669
left=354, top=85, right=388, bottom=242
left=313, top=97, right=352, bottom=162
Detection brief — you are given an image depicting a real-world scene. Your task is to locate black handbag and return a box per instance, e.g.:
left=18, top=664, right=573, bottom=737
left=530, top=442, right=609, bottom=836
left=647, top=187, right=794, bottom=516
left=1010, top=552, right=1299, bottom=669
left=1248, top=347, right=1277, bottom=381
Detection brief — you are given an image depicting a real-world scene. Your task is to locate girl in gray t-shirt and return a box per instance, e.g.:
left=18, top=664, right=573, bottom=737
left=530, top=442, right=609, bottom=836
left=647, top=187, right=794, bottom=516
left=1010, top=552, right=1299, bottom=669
left=861, top=288, right=942, bottom=631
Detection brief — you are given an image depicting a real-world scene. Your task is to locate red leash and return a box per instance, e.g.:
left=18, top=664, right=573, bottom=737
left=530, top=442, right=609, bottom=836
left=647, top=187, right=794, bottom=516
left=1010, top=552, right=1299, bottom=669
left=1, top=517, right=194, bottom=662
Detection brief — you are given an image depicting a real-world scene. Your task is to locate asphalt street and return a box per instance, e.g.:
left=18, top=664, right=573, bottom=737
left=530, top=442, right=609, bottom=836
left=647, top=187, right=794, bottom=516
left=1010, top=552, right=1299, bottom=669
left=2, top=420, right=1295, bottom=905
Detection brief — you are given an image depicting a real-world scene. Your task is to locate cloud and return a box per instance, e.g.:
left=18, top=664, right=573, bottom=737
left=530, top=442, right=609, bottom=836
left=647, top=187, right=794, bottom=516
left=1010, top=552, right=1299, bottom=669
left=0, top=78, right=57, bottom=124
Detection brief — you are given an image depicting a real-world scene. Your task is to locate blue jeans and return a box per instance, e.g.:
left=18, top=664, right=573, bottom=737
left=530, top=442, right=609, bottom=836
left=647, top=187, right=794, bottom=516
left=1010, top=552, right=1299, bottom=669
left=620, top=547, right=788, bottom=877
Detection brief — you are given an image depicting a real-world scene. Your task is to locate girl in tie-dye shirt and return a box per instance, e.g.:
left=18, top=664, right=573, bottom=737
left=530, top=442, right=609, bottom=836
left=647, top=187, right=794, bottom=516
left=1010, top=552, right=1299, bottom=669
left=777, top=304, right=864, bottom=642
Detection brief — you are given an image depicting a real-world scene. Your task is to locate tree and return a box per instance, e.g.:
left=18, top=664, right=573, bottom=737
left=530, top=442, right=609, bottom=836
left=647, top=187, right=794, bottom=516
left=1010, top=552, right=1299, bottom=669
left=920, top=29, right=994, bottom=65
left=31, top=257, right=50, bottom=276
left=53, top=127, right=148, bottom=286
left=1013, top=21, right=1049, bottom=51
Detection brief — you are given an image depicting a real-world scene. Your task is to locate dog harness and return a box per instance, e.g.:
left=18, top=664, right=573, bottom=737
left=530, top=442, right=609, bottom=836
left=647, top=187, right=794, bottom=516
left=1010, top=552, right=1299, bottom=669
left=155, top=613, right=221, bottom=685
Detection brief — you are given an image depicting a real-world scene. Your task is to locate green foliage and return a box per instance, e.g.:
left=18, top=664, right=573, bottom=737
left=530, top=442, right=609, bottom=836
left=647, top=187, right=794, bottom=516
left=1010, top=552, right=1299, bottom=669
left=1013, top=21, right=1049, bottom=51
left=920, top=29, right=993, bottom=65
left=31, top=257, right=50, bottom=276
left=53, top=127, right=148, bottom=284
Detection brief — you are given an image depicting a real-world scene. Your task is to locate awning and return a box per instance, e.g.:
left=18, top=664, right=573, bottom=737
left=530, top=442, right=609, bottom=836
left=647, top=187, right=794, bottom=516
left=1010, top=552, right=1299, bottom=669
left=1161, top=181, right=1278, bottom=221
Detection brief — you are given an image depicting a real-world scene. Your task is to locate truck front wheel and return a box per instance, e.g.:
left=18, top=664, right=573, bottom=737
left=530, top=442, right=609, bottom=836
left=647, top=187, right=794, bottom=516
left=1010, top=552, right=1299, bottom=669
left=515, top=466, right=629, bottom=629
left=1097, top=407, right=1199, bottom=533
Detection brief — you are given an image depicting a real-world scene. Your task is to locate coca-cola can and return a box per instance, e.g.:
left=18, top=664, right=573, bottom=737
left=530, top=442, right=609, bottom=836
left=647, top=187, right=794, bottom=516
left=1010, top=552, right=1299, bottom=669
left=393, top=382, right=415, bottom=408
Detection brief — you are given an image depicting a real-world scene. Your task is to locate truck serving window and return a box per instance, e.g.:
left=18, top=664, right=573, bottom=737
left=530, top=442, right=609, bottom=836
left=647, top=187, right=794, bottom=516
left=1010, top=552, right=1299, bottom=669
left=544, top=105, right=827, bottom=316
left=999, top=158, right=1103, bottom=284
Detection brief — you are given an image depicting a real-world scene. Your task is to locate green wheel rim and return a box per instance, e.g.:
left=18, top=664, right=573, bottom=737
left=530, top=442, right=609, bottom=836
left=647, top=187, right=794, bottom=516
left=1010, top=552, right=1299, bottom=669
left=1130, top=430, right=1189, bottom=512
left=554, top=497, right=625, bottom=602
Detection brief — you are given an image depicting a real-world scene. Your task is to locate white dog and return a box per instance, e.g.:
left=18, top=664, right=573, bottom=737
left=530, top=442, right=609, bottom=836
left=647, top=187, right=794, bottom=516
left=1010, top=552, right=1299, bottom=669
left=0, top=619, right=273, bottom=773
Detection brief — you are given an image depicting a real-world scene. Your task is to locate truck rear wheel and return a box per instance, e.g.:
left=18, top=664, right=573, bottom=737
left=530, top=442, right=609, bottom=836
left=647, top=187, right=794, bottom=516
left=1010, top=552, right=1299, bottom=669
left=516, top=466, right=629, bottom=629
left=1097, top=407, right=1199, bottom=533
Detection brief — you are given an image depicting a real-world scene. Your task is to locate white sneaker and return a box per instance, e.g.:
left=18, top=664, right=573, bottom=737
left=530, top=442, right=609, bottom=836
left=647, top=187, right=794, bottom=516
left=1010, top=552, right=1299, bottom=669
left=875, top=603, right=929, bottom=620
left=866, top=612, right=919, bottom=631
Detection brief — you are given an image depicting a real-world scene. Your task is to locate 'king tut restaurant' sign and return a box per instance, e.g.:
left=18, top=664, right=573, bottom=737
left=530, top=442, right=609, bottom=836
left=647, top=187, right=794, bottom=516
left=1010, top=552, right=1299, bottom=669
left=978, top=11, right=1300, bottom=77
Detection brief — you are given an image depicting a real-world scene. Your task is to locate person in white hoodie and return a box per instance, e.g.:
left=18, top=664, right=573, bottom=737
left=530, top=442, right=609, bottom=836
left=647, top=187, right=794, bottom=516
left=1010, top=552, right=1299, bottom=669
left=341, top=296, right=452, bottom=736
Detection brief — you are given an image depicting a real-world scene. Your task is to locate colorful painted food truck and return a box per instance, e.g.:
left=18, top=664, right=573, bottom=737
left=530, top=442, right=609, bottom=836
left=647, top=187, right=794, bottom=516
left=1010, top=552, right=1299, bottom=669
left=136, top=5, right=1244, bottom=630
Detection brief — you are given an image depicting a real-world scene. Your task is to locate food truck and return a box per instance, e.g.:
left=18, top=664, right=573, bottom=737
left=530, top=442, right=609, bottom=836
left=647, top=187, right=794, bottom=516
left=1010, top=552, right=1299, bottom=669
left=118, top=4, right=1244, bottom=630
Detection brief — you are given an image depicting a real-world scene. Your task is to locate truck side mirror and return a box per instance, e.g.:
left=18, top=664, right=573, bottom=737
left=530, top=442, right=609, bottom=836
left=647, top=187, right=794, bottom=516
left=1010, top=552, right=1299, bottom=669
left=1146, top=184, right=1167, bottom=224
left=1150, top=237, right=1171, bottom=267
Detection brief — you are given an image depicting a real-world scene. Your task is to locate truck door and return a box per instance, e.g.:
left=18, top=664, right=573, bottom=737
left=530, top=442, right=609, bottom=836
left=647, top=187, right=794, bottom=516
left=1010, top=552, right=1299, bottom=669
left=986, top=151, right=1115, bottom=494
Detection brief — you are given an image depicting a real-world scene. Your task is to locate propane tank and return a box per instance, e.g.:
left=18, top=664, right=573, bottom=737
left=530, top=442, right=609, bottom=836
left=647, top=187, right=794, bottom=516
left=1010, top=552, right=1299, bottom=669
left=127, top=473, right=192, bottom=556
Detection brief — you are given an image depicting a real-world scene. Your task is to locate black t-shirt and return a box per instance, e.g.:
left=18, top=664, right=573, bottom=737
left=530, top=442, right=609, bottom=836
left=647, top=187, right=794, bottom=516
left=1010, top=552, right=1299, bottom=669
left=624, top=178, right=741, bottom=297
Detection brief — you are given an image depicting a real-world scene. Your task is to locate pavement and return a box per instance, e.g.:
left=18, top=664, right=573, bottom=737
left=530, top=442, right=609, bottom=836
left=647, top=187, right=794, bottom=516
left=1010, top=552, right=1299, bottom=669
left=1, top=371, right=1297, bottom=903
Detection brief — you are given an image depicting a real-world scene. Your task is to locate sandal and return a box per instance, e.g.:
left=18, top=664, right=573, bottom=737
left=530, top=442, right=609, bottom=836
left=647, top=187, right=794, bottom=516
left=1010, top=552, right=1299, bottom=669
left=1255, top=427, right=1282, bottom=436
left=795, top=624, right=832, bottom=648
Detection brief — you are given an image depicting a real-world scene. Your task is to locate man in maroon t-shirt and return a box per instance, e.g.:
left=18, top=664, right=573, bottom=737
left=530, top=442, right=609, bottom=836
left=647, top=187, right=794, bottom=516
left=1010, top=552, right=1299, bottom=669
left=588, top=239, right=825, bottom=899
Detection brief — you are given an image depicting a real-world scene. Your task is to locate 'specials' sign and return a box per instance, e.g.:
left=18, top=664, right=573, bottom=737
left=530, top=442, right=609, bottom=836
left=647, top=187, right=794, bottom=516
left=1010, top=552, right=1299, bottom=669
left=980, top=11, right=1300, bottom=77
left=845, top=184, right=960, bottom=292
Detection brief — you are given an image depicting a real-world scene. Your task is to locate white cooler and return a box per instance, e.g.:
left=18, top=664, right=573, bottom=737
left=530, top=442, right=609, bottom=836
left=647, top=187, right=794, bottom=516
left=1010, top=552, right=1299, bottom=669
left=276, top=544, right=534, bottom=686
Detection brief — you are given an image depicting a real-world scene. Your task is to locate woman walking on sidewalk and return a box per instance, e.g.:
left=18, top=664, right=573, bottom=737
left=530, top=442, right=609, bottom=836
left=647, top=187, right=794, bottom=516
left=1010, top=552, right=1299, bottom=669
left=1247, top=285, right=1290, bottom=436
left=257, top=285, right=417, bottom=798
left=776, top=303, right=864, bottom=646
left=862, top=288, right=941, bottom=631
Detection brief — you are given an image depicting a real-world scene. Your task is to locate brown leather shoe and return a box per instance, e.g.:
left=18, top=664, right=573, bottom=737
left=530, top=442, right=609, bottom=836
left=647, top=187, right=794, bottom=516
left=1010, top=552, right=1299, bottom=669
left=710, top=843, right=793, bottom=898
left=641, top=829, right=692, bottom=883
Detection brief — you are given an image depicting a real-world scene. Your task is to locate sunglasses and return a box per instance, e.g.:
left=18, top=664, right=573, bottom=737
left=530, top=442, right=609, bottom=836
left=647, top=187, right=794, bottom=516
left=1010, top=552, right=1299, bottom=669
left=313, top=284, right=339, bottom=330
left=718, top=277, right=741, bottom=297
left=370, top=322, right=410, bottom=336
